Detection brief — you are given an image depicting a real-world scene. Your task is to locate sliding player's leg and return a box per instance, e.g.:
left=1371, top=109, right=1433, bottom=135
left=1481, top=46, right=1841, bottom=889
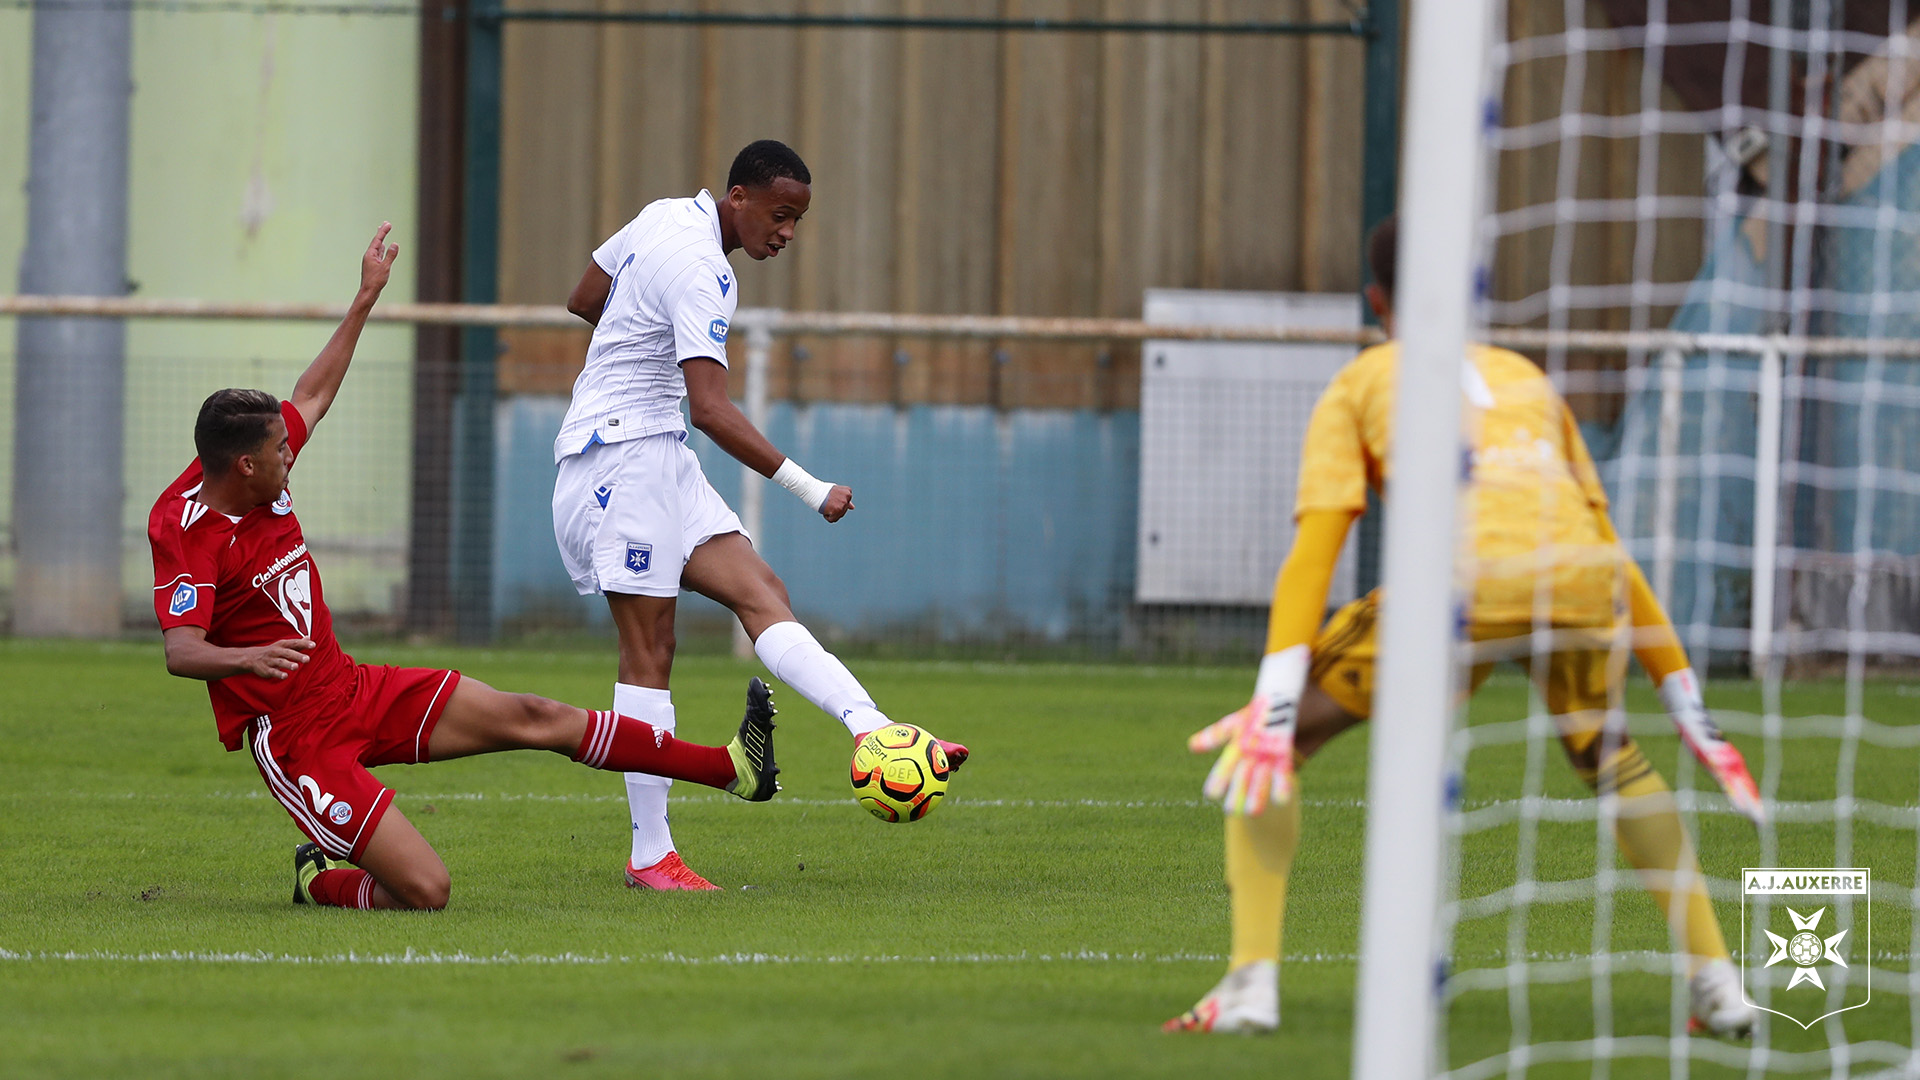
left=298, top=805, right=450, bottom=910
left=684, top=532, right=969, bottom=762
left=1544, top=648, right=1752, bottom=1036
left=426, top=675, right=770, bottom=798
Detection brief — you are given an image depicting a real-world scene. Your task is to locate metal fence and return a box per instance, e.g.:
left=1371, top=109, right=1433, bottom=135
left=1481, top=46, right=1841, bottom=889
left=7, top=294, right=1916, bottom=665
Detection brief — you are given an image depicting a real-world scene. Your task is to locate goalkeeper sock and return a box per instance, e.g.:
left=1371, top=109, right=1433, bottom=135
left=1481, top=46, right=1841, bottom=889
left=308, top=868, right=377, bottom=909
left=1611, top=767, right=1730, bottom=975
left=574, top=710, right=735, bottom=791
left=753, top=620, right=886, bottom=737
left=1226, top=796, right=1300, bottom=969
left=614, top=684, right=678, bottom=869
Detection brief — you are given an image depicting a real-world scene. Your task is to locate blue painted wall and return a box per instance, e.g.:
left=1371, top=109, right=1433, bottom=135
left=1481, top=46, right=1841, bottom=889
left=494, top=398, right=1140, bottom=644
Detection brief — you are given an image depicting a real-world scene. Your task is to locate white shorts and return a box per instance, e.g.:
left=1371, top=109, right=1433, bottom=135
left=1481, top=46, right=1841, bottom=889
left=552, top=433, right=747, bottom=597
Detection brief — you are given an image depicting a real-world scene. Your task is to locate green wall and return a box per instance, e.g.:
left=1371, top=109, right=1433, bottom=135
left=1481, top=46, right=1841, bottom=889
left=0, top=8, right=420, bottom=628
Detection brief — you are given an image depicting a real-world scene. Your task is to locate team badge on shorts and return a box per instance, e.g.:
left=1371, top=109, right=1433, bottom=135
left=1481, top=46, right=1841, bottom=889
left=328, top=801, right=354, bottom=825
left=626, top=542, right=652, bottom=574
left=1741, top=867, right=1870, bottom=1028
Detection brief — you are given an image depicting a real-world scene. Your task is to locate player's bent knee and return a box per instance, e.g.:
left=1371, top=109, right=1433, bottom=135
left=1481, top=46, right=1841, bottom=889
left=513, top=693, right=574, bottom=745
left=379, top=865, right=451, bottom=910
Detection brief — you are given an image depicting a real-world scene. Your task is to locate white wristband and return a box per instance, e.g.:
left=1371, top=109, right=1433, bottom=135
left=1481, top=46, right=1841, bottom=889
left=1251, top=644, right=1311, bottom=728
left=1657, top=666, right=1703, bottom=718
left=772, top=457, right=834, bottom=512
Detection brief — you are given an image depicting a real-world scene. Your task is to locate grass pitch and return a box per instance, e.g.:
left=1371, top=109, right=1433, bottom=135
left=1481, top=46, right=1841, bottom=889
left=1, top=639, right=1914, bottom=1078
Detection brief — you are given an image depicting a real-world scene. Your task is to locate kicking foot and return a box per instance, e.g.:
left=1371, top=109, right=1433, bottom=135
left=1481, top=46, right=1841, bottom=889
left=937, top=739, right=969, bottom=771
left=1163, top=960, right=1279, bottom=1033
left=724, top=677, right=780, bottom=802
left=1688, top=959, right=1756, bottom=1039
left=292, top=842, right=331, bottom=905
left=625, top=852, right=720, bottom=891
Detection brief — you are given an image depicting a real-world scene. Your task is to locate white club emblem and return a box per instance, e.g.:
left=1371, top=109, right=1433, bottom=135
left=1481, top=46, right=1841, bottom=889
left=1742, top=868, right=1871, bottom=1028
left=1765, top=906, right=1850, bottom=991
left=269, top=564, right=314, bottom=638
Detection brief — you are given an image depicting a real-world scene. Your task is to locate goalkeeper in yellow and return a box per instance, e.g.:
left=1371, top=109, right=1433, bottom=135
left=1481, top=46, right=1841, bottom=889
left=1164, top=216, right=1762, bottom=1038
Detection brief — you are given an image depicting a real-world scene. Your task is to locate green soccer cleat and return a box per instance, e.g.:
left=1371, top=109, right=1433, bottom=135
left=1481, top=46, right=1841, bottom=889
left=292, top=842, right=331, bottom=905
left=724, top=678, right=780, bottom=802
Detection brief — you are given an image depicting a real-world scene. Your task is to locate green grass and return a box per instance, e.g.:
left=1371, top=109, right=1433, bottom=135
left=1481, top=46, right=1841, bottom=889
left=0, top=639, right=1915, bottom=1078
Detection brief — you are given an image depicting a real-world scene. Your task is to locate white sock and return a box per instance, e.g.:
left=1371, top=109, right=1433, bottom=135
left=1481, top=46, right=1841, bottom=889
left=753, top=620, right=888, bottom=737
left=615, top=682, right=676, bottom=868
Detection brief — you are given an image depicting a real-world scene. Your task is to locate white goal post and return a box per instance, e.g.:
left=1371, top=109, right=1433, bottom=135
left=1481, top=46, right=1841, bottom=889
left=1351, top=0, right=1496, bottom=1076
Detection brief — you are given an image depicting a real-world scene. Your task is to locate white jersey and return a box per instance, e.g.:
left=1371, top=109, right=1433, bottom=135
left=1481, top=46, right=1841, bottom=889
left=554, top=189, right=739, bottom=463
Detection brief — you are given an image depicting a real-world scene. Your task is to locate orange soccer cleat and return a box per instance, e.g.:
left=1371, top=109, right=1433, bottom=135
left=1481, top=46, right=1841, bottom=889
left=625, top=851, right=720, bottom=891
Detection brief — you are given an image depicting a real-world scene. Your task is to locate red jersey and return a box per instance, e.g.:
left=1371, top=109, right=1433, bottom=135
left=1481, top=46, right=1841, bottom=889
left=148, top=402, right=355, bottom=750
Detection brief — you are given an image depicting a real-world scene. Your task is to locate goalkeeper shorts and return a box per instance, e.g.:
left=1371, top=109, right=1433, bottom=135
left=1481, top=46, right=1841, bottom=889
left=1309, top=590, right=1651, bottom=792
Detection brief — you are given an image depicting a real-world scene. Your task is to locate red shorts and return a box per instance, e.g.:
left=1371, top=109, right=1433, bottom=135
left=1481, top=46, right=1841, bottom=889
left=246, top=664, right=462, bottom=862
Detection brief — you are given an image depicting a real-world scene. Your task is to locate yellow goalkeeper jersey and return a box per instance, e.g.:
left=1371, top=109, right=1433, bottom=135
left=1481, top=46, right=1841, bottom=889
left=1295, top=342, right=1624, bottom=628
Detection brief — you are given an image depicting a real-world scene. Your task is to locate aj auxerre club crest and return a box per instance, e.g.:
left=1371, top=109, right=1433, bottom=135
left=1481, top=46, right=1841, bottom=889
left=625, top=542, right=652, bottom=575
left=1741, top=868, right=1870, bottom=1028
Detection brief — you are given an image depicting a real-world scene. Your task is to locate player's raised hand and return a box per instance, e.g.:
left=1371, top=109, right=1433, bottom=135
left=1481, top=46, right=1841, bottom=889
left=242, top=638, right=315, bottom=680
left=820, top=484, right=854, bottom=523
left=360, top=221, right=399, bottom=296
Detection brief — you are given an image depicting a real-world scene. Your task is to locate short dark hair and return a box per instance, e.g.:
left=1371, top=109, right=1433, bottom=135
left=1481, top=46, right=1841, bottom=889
left=1366, top=214, right=1397, bottom=297
left=195, top=389, right=282, bottom=474
left=727, top=139, right=810, bottom=192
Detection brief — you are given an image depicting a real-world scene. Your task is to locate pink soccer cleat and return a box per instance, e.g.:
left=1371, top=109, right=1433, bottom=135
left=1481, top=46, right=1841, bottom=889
left=937, top=739, right=969, bottom=771
left=624, top=852, right=720, bottom=891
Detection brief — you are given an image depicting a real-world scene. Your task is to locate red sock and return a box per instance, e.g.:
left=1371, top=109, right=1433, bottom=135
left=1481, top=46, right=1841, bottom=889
left=308, top=868, right=376, bottom=909
left=572, top=710, right=736, bottom=789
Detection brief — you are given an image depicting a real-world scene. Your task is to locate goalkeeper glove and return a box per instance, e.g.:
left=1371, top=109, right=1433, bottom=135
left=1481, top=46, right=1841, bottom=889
left=1659, top=667, right=1765, bottom=828
left=1188, top=644, right=1309, bottom=817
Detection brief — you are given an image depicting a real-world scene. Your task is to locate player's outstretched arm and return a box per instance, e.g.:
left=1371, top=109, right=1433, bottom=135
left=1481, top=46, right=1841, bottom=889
left=162, top=625, right=314, bottom=681
left=683, top=357, right=854, bottom=522
left=1191, top=509, right=1356, bottom=815
left=289, top=222, right=400, bottom=432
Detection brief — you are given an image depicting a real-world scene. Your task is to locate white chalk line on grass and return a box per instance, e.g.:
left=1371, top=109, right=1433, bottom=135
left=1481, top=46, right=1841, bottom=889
left=0, top=947, right=1243, bottom=967
left=11, top=946, right=1908, bottom=969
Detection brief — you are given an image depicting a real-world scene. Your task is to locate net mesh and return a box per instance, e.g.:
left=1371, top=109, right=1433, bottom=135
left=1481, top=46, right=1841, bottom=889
left=1437, top=2, right=1920, bottom=1075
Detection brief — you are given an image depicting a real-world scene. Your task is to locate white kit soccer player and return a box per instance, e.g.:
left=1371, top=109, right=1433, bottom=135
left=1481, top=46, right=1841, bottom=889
left=554, top=140, right=966, bottom=891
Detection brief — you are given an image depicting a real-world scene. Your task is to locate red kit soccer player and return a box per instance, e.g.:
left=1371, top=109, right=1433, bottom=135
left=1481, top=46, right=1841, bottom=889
left=148, top=224, right=780, bottom=910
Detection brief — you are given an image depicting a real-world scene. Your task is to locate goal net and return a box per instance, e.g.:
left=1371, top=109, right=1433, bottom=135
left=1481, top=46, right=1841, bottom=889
left=1369, top=2, right=1920, bottom=1076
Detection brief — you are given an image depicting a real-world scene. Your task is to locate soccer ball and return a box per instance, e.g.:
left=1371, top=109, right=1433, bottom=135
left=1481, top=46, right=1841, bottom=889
left=850, top=723, right=951, bottom=823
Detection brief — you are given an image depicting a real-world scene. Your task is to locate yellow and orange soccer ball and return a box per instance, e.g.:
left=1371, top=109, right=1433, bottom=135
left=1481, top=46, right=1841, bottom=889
left=850, top=723, right=952, bottom=823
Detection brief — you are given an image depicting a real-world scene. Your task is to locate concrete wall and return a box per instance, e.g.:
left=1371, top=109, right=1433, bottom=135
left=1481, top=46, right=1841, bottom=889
left=0, top=10, right=419, bottom=626
left=494, top=396, right=1139, bottom=644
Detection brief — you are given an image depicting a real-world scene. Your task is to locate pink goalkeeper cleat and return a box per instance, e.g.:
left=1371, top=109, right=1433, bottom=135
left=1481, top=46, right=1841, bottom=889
left=624, top=852, right=720, bottom=891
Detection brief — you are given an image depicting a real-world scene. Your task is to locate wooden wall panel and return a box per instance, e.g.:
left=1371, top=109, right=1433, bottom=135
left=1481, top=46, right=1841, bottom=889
left=1489, top=0, right=1708, bottom=422
left=493, top=0, right=1386, bottom=407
